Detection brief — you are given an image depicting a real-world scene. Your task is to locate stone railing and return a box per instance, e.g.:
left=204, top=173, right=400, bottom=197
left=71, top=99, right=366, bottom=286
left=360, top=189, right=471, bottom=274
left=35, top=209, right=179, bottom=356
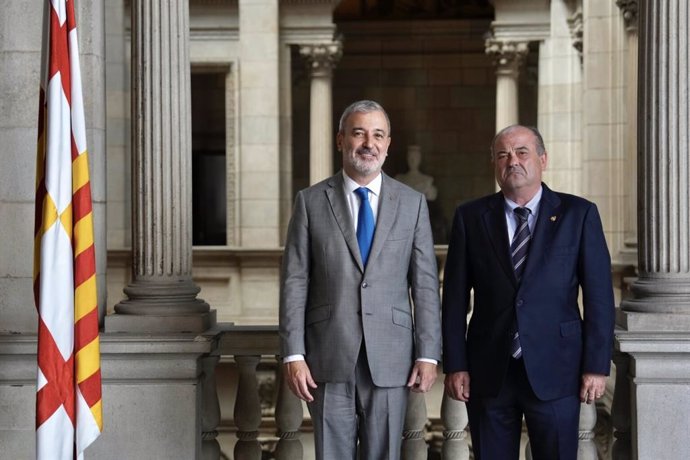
left=109, top=246, right=629, bottom=459
left=209, top=324, right=612, bottom=460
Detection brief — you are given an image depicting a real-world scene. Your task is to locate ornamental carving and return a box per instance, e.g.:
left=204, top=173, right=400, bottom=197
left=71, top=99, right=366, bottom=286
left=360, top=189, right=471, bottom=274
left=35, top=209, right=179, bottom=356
left=567, top=7, right=584, bottom=59
left=616, top=0, right=638, bottom=31
left=299, top=41, right=343, bottom=77
left=485, top=39, right=530, bottom=71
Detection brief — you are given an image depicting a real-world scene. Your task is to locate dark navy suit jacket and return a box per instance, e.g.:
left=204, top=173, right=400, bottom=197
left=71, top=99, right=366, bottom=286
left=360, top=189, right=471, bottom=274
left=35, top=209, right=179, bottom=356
left=442, top=183, right=615, bottom=401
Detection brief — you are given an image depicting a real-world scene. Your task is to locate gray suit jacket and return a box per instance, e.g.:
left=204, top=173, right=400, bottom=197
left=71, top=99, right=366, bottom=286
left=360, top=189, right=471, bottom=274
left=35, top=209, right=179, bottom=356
left=280, top=172, right=442, bottom=387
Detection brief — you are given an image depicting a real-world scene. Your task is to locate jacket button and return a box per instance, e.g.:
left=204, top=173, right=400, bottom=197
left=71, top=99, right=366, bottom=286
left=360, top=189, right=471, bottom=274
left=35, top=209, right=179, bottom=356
left=362, top=282, right=368, bottom=288
left=516, top=299, right=524, bottom=307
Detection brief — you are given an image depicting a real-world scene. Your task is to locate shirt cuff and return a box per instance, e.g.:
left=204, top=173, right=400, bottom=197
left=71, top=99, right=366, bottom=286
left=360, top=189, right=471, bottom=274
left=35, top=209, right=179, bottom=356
left=283, top=354, right=305, bottom=363
left=416, top=358, right=438, bottom=365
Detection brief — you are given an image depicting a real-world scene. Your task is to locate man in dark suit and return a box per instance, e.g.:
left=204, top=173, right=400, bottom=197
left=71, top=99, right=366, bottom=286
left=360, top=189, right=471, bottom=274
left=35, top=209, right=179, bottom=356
left=442, top=125, right=615, bottom=459
left=280, top=100, right=442, bottom=460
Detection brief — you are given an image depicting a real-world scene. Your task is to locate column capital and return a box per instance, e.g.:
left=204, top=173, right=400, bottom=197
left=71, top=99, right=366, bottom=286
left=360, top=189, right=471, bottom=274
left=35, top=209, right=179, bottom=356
left=484, top=38, right=529, bottom=75
left=616, top=0, right=639, bottom=31
left=567, top=7, right=584, bottom=59
left=299, top=41, right=343, bottom=78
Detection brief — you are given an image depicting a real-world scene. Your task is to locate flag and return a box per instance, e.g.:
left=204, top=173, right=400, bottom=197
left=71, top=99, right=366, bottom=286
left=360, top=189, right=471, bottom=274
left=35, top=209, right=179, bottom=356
left=34, top=0, right=103, bottom=458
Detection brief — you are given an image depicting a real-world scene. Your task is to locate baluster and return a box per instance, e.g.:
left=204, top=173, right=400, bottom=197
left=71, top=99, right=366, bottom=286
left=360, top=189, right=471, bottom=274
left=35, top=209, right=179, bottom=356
left=402, top=391, right=428, bottom=460
left=441, top=391, right=470, bottom=460
left=577, top=402, right=598, bottom=459
left=201, top=354, right=221, bottom=460
left=234, top=355, right=262, bottom=460
left=274, top=357, right=304, bottom=460
left=611, top=350, right=631, bottom=460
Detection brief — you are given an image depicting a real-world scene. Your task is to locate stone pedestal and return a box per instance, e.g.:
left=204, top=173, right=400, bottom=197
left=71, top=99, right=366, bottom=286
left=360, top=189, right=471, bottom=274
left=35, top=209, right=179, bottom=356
left=0, top=333, right=216, bottom=459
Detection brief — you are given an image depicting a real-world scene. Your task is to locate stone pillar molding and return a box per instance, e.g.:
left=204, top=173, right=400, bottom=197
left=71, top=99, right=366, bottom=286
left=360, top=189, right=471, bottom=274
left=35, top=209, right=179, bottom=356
left=616, top=0, right=639, bottom=266
left=485, top=38, right=529, bottom=132
left=299, top=41, right=343, bottom=185
left=567, top=7, right=583, bottom=59
left=616, top=0, right=639, bottom=31
left=109, top=0, right=212, bottom=332
left=621, top=0, right=690, bottom=320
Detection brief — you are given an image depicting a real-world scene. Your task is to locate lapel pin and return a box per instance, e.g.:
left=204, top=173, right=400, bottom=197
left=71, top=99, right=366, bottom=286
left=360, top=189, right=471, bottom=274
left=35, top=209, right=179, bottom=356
left=550, top=215, right=557, bottom=222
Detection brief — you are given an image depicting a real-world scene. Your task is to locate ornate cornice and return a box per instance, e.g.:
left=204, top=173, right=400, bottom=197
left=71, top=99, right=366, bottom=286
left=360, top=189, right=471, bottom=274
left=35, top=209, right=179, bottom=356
left=484, top=38, right=529, bottom=72
left=299, top=41, right=343, bottom=77
left=616, top=0, right=639, bottom=31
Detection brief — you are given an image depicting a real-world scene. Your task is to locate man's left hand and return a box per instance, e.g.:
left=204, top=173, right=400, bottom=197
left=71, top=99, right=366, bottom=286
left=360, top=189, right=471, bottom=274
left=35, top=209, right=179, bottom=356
left=580, top=373, right=607, bottom=404
left=407, top=361, right=437, bottom=393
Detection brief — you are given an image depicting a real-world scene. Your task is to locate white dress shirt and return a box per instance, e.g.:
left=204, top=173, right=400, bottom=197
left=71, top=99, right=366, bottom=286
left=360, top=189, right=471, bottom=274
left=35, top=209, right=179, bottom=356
left=503, top=186, right=543, bottom=242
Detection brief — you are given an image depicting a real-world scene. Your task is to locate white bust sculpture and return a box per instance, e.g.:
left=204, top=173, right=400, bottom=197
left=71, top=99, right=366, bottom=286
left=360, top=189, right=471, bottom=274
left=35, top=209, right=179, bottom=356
left=396, top=145, right=438, bottom=201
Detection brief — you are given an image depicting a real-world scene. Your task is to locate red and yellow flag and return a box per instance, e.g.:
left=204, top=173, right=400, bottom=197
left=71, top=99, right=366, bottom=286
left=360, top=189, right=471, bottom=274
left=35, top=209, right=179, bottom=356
left=34, top=0, right=103, bottom=458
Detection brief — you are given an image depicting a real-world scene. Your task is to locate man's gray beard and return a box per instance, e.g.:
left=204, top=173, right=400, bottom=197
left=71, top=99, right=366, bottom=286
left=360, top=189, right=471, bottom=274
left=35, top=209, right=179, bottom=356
left=350, top=156, right=381, bottom=176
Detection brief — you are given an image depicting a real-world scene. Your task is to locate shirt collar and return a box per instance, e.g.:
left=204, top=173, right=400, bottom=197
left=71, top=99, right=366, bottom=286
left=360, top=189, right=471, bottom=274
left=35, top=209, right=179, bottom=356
left=503, top=185, right=543, bottom=216
left=342, top=171, right=382, bottom=197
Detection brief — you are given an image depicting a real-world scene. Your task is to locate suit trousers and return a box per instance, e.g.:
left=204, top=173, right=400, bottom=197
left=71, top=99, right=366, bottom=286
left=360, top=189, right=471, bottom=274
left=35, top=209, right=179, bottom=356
left=467, top=357, right=580, bottom=460
left=307, top=347, right=408, bottom=460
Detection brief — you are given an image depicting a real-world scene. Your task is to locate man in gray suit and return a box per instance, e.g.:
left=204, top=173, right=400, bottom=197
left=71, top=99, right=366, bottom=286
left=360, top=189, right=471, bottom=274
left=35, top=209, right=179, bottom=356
left=280, top=100, right=442, bottom=460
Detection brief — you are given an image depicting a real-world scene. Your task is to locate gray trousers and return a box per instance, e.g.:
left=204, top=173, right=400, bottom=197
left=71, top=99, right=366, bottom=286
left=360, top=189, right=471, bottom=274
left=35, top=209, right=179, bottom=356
left=307, top=349, right=408, bottom=460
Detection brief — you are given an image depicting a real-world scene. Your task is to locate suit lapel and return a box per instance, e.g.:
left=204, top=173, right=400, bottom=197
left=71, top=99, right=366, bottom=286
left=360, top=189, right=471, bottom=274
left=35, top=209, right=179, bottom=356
left=482, top=193, right=517, bottom=287
left=520, top=184, right=562, bottom=283
left=365, top=174, right=398, bottom=272
left=325, top=173, right=364, bottom=272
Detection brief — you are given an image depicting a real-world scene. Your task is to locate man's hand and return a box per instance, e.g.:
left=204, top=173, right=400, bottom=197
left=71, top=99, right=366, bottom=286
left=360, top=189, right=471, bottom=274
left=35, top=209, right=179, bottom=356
left=444, top=371, right=470, bottom=402
left=407, top=361, right=438, bottom=393
left=284, top=360, right=317, bottom=402
left=580, top=373, right=607, bottom=404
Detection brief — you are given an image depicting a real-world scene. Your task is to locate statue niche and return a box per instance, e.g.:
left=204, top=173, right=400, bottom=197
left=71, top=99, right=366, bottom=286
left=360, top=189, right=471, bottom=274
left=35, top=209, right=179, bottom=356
left=396, top=145, right=447, bottom=243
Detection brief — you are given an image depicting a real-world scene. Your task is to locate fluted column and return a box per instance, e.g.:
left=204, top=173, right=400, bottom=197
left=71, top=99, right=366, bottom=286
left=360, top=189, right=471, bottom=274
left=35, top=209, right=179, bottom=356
left=300, top=41, right=342, bottom=185
left=623, top=0, right=690, bottom=317
left=441, top=392, right=469, bottom=460
left=617, top=1, right=690, bottom=458
left=485, top=38, right=529, bottom=132
left=108, top=0, right=212, bottom=332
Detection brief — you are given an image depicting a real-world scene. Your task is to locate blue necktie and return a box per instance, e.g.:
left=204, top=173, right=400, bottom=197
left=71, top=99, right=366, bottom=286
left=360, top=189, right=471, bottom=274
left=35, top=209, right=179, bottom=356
left=510, top=207, right=531, bottom=359
left=354, top=187, right=375, bottom=266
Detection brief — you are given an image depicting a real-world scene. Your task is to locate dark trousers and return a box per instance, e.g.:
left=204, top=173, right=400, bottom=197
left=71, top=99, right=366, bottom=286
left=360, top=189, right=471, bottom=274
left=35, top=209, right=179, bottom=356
left=467, top=358, right=580, bottom=460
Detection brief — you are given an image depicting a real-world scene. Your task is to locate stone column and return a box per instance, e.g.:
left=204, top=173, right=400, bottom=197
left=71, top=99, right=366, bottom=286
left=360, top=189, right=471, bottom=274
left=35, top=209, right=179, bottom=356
left=299, top=41, right=342, bottom=185
left=617, top=1, right=690, bottom=458
left=107, top=0, right=212, bottom=333
left=616, top=0, right=639, bottom=266
left=485, top=39, right=529, bottom=132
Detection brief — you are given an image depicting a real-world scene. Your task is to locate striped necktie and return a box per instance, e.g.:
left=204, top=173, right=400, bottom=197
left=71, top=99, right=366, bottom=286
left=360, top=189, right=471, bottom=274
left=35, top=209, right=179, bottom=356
left=511, top=207, right=532, bottom=281
left=510, top=206, right=531, bottom=359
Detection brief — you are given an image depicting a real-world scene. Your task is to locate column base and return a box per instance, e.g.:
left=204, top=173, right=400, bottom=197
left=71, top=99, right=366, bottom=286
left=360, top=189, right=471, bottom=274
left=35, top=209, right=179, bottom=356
left=105, top=309, right=217, bottom=333
left=617, top=308, right=690, bottom=331
left=616, top=329, right=690, bottom=460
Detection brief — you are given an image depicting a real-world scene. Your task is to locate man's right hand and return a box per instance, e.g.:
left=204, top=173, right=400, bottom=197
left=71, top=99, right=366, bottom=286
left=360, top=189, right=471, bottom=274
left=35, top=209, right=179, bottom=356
left=444, top=371, right=470, bottom=402
left=284, top=360, right=317, bottom=402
